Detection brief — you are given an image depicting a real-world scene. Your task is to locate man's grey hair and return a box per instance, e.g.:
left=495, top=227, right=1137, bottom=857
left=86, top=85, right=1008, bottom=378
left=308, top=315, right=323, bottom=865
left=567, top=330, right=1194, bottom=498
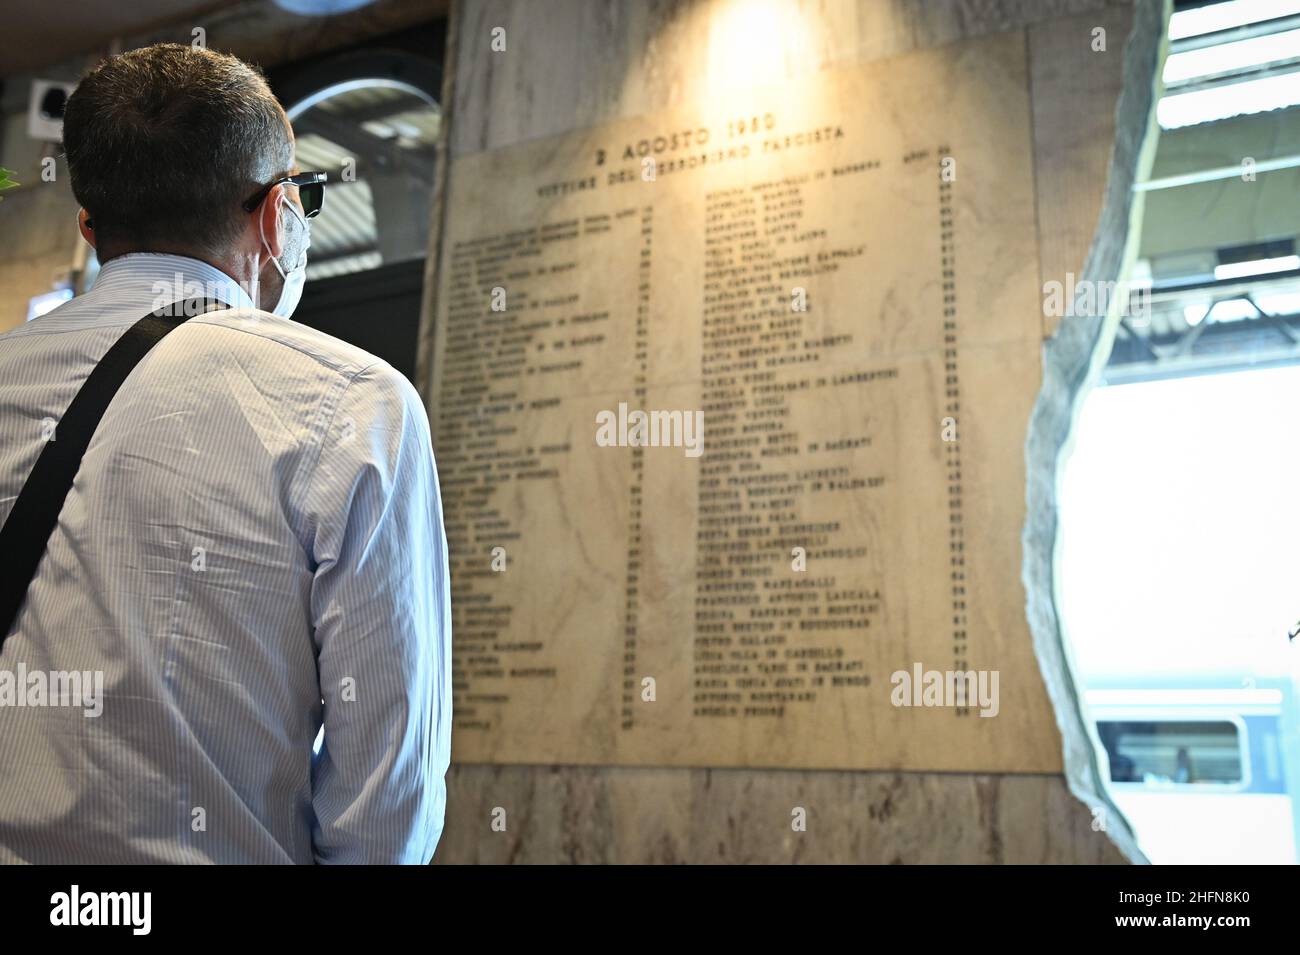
left=62, top=43, right=294, bottom=254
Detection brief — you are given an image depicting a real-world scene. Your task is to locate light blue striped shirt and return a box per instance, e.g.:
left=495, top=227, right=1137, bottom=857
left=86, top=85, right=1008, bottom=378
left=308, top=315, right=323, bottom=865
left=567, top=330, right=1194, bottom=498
left=0, top=253, right=451, bottom=863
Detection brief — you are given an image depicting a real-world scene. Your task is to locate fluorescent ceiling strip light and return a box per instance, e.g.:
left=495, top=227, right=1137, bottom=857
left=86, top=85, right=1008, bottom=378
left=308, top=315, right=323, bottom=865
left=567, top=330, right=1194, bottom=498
left=1214, top=255, right=1300, bottom=280
left=1170, top=0, right=1300, bottom=40
left=1157, top=70, right=1300, bottom=127
left=1164, top=27, right=1300, bottom=83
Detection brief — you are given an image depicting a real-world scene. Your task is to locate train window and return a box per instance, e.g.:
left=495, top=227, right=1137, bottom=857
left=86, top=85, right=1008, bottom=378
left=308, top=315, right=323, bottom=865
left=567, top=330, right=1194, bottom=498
left=1097, top=720, right=1242, bottom=786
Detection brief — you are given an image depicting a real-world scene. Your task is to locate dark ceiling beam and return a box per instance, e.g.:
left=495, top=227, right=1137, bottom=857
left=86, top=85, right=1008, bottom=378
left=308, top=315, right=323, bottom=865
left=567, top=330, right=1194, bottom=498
left=0, top=0, right=447, bottom=80
left=1106, top=309, right=1300, bottom=383
left=296, top=108, right=400, bottom=164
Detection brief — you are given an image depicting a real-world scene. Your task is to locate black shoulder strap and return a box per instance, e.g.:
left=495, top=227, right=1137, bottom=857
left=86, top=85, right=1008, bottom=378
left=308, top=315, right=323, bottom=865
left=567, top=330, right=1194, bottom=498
left=0, top=298, right=230, bottom=648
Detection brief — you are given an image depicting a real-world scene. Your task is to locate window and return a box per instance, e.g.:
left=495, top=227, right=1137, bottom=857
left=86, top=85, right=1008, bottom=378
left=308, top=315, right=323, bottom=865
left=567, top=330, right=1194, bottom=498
left=1098, top=720, right=1243, bottom=785
left=275, top=45, right=442, bottom=281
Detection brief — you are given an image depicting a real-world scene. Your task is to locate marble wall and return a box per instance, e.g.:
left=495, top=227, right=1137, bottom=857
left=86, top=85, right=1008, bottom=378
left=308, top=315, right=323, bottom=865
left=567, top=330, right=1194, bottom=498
left=437, top=764, right=1126, bottom=864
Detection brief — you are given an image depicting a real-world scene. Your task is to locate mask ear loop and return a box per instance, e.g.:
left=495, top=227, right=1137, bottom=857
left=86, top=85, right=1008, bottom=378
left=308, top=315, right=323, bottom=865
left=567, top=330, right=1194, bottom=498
left=258, top=197, right=291, bottom=282
left=253, top=194, right=294, bottom=310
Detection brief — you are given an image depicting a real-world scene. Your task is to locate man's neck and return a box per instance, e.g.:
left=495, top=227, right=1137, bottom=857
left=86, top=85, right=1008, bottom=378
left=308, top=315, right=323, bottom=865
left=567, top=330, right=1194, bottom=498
left=100, top=248, right=257, bottom=299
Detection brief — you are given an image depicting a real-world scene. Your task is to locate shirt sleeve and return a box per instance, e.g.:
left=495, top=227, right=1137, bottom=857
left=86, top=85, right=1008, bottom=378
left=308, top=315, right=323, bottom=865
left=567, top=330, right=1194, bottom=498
left=302, top=362, right=451, bottom=864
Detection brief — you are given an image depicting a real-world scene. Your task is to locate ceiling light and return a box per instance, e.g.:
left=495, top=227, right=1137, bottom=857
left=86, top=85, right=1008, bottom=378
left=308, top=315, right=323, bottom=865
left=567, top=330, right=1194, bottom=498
left=1169, top=0, right=1300, bottom=40
left=1214, top=255, right=1300, bottom=280
left=1158, top=70, right=1300, bottom=127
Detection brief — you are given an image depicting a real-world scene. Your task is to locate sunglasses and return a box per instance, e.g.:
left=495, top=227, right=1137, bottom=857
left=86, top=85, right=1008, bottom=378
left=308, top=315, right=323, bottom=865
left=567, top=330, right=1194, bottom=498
left=242, top=171, right=327, bottom=218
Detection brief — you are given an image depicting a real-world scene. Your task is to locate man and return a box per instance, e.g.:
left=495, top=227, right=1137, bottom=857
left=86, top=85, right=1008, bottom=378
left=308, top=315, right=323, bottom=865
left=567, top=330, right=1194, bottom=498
left=0, top=43, right=450, bottom=863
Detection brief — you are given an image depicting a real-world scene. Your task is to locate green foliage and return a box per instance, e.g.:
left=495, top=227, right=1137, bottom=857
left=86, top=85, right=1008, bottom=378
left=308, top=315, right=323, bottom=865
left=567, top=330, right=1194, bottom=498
left=0, top=167, right=19, bottom=199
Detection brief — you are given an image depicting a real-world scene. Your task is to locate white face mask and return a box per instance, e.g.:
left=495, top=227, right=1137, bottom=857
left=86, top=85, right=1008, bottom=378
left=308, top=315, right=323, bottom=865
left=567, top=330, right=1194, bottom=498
left=258, top=198, right=310, bottom=318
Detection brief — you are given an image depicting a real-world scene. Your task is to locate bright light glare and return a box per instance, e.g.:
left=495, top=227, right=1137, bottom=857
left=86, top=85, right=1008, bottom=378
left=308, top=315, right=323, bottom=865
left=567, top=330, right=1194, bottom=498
left=26, top=288, right=72, bottom=322
left=1158, top=70, right=1300, bottom=126
left=1258, top=290, right=1300, bottom=314
left=1207, top=297, right=1260, bottom=322
left=1170, top=0, right=1300, bottom=40
left=1059, top=365, right=1300, bottom=681
left=1164, top=28, right=1300, bottom=83
left=706, top=0, right=814, bottom=96
left=1214, top=254, right=1300, bottom=280
left=1087, top=688, right=1284, bottom=705
left=1179, top=292, right=1300, bottom=331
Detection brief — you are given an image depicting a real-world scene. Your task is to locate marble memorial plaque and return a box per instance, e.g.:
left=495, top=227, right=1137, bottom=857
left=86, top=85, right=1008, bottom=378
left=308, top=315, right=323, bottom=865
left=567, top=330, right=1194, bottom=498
left=430, top=29, right=1062, bottom=771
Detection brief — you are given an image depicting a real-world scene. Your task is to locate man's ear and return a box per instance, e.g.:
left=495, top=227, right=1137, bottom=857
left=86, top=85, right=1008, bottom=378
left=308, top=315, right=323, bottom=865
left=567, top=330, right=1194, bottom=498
left=257, top=184, right=286, bottom=260
left=77, top=208, right=96, bottom=249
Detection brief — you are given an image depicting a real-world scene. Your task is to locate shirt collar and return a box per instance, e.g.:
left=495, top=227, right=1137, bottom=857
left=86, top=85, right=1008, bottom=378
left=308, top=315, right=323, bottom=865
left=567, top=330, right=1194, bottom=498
left=91, top=253, right=258, bottom=311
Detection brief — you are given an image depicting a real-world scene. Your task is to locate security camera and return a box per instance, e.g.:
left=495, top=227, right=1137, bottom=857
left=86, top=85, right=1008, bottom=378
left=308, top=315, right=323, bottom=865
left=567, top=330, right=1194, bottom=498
left=27, top=79, right=76, bottom=143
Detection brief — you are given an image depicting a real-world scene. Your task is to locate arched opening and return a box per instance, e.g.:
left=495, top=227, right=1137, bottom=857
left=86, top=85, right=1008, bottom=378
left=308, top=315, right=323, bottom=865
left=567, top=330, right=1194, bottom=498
left=270, top=41, right=443, bottom=382
left=286, top=75, right=439, bottom=279
left=1057, top=0, right=1300, bottom=864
